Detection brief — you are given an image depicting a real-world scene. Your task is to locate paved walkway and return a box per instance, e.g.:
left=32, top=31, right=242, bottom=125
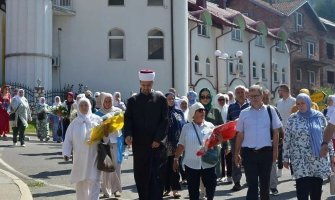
left=0, top=169, right=33, bottom=200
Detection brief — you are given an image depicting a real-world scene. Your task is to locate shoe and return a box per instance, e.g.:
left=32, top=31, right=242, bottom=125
left=113, top=191, right=121, bottom=197
left=21, top=144, right=26, bottom=147
left=221, top=177, right=233, bottom=184
left=270, top=188, right=279, bottom=195
left=199, top=192, right=206, bottom=200
left=12, top=143, right=17, bottom=147
left=231, top=183, right=242, bottom=191
left=181, top=180, right=187, bottom=186
left=173, top=191, right=181, bottom=198
left=45, top=137, right=50, bottom=142
left=277, top=169, right=282, bottom=177
left=163, top=191, right=170, bottom=196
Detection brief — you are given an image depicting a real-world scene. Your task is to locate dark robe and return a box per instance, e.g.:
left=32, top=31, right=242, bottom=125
left=124, top=91, right=168, bottom=200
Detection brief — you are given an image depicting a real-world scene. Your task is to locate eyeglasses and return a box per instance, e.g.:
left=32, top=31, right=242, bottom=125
left=218, top=99, right=225, bottom=102
left=249, top=95, right=261, bottom=99
left=196, top=108, right=205, bottom=112
left=200, top=95, right=211, bottom=100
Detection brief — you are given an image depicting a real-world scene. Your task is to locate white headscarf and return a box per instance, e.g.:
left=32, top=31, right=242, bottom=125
left=188, top=102, right=205, bottom=123
left=100, top=93, right=114, bottom=114
left=38, top=97, right=46, bottom=105
left=17, top=89, right=29, bottom=107
left=177, top=97, right=189, bottom=122
left=53, top=96, right=62, bottom=106
left=215, top=93, right=225, bottom=110
left=327, top=95, right=335, bottom=118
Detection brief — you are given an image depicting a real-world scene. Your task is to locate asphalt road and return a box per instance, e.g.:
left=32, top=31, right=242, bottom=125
left=0, top=135, right=335, bottom=200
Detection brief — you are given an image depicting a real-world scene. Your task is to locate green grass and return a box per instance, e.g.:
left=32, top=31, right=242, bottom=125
left=27, top=180, right=45, bottom=188
left=26, top=121, right=36, bottom=133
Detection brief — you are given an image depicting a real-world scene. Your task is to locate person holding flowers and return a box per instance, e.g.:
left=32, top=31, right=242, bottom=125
left=36, top=97, right=50, bottom=142
left=63, top=98, right=104, bottom=200
left=95, top=92, right=123, bottom=198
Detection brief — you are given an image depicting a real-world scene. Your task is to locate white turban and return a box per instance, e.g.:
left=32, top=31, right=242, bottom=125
left=188, top=102, right=205, bottom=122
left=139, top=69, right=155, bottom=81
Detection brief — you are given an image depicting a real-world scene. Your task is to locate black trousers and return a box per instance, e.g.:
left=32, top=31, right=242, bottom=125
left=221, top=142, right=232, bottom=178
left=133, top=145, right=166, bottom=200
left=12, top=118, right=26, bottom=145
left=164, top=156, right=181, bottom=191
left=277, top=144, right=283, bottom=169
left=185, top=165, right=217, bottom=200
left=296, top=177, right=323, bottom=200
left=241, top=147, right=273, bottom=200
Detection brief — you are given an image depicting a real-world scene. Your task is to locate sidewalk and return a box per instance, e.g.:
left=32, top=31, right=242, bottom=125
left=0, top=169, right=33, bottom=200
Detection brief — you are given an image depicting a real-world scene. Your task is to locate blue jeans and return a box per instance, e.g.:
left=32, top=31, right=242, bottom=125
left=185, top=165, right=217, bottom=200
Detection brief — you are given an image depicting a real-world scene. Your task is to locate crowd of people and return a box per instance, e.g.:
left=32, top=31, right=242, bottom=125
left=1, top=69, right=335, bottom=200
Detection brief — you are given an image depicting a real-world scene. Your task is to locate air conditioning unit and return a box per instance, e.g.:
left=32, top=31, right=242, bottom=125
left=52, top=56, right=60, bottom=67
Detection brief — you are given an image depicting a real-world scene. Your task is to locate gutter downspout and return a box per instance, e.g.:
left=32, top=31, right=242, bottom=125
left=248, top=35, right=257, bottom=87
left=170, top=0, right=175, bottom=88
left=189, top=25, right=198, bottom=90
left=2, top=15, right=5, bottom=85
left=215, top=27, right=233, bottom=93
left=270, top=43, right=277, bottom=93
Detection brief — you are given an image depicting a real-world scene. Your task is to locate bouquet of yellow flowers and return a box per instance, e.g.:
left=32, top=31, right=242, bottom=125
left=87, top=112, right=124, bottom=145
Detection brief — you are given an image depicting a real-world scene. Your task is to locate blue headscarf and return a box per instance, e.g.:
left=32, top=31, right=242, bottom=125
left=187, top=91, right=198, bottom=107
left=296, top=93, right=323, bottom=157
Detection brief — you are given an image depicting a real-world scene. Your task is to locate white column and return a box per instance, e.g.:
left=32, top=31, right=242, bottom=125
left=5, top=0, right=52, bottom=90
left=173, top=0, right=188, bottom=96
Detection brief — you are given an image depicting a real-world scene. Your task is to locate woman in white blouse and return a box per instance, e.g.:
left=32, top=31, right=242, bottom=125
left=173, top=102, right=221, bottom=200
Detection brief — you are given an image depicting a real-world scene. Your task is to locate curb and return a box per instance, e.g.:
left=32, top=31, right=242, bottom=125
left=0, top=169, right=33, bottom=200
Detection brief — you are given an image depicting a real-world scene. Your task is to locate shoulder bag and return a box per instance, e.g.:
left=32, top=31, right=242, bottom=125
left=192, top=123, right=219, bottom=165
left=97, top=140, right=115, bottom=172
left=9, top=103, right=21, bottom=121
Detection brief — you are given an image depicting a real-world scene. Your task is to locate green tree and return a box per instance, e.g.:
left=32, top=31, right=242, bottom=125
left=314, top=0, right=335, bottom=21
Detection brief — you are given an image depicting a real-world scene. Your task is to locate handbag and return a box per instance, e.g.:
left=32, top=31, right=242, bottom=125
left=97, top=140, right=115, bottom=172
left=330, top=172, right=335, bottom=195
left=192, top=123, right=219, bottom=165
left=9, top=103, right=21, bottom=121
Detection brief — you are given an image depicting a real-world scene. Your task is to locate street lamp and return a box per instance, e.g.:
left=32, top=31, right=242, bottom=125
left=215, top=50, right=243, bottom=91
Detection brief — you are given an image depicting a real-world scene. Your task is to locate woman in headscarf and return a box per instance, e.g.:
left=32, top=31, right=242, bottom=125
left=323, top=95, right=335, bottom=120
left=199, top=88, right=223, bottom=126
left=227, top=91, right=235, bottom=105
left=63, top=98, right=103, bottom=200
left=113, top=92, right=126, bottom=111
left=62, top=92, right=75, bottom=141
left=163, top=92, right=185, bottom=198
left=10, top=89, right=32, bottom=147
left=187, top=91, right=197, bottom=107
left=0, top=85, right=11, bottom=138
left=95, top=93, right=123, bottom=198
left=215, top=93, right=229, bottom=123
left=51, top=96, right=63, bottom=142
left=36, top=97, right=50, bottom=142
left=70, top=94, right=85, bottom=122
left=173, top=102, right=220, bottom=200
left=283, top=93, right=333, bottom=199
left=177, top=97, right=189, bottom=122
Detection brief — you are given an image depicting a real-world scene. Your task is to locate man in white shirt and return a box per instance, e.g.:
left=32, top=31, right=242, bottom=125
left=276, top=84, right=295, bottom=177
left=234, top=85, right=281, bottom=200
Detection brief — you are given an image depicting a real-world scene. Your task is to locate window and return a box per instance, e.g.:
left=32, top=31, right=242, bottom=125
left=229, top=60, right=234, bottom=74
left=108, top=0, right=124, bottom=6
left=206, top=58, right=211, bottom=76
left=197, top=24, right=209, bottom=37
left=148, top=0, right=164, bottom=6
left=276, top=41, right=286, bottom=52
left=108, top=28, right=124, bottom=59
left=327, top=43, right=334, bottom=59
left=252, top=62, right=257, bottom=78
left=282, top=68, right=286, bottom=83
left=261, top=64, right=266, bottom=80
left=148, top=29, right=164, bottom=59
left=327, top=71, right=335, bottom=84
left=194, top=55, right=200, bottom=74
left=238, top=59, right=244, bottom=75
left=232, top=28, right=242, bottom=41
left=307, top=42, right=315, bottom=58
left=296, top=68, right=302, bottom=81
left=273, top=63, right=278, bottom=82
left=255, top=35, right=264, bottom=47
left=295, top=12, right=303, bottom=30
left=308, top=71, right=315, bottom=85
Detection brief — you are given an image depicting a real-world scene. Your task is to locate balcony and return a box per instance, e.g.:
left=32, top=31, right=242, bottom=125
left=52, top=0, right=75, bottom=16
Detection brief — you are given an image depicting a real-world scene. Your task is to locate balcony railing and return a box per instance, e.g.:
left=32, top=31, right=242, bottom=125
left=52, top=0, right=75, bottom=15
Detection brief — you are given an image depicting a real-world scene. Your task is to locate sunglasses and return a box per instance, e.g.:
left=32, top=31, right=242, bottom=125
left=218, top=98, right=225, bottom=102
left=196, top=108, right=206, bottom=112
left=200, top=95, right=211, bottom=100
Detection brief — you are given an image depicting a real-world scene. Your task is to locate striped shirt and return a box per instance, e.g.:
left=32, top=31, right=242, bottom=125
left=178, top=121, right=215, bottom=169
